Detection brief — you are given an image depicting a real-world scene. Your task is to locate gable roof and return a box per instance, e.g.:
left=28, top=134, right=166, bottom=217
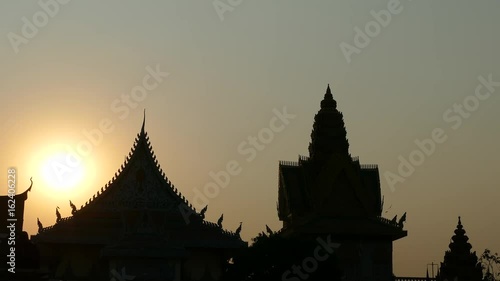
left=33, top=116, right=245, bottom=248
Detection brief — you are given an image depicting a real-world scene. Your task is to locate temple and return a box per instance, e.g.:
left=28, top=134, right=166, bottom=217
left=0, top=179, right=40, bottom=279
left=436, top=217, right=483, bottom=281
left=277, top=85, right=407, bottom=280
left=32, top=114, right=246, bottom=281
left=0, top=178, right=32, bottom=234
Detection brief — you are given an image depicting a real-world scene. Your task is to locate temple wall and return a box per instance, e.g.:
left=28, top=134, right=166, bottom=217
left=36, top=243, right=229, bottom=281
left=36, top=243, right=101, bottom=279
left=182, top=249, right=224, bottom=281
left=55, top=245, right=100, bottom=278
left=109, top=258, right=181, bottom=281
left=335, top=239, right=393, bottom=281
left=0, top=193, right=28, bottom=233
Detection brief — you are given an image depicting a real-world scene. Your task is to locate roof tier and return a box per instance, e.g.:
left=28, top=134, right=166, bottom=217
left=34, top=115, right=245, bottom=249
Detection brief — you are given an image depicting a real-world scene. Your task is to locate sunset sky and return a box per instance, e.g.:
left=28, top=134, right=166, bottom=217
left=1, top=0, right=499, bottom=276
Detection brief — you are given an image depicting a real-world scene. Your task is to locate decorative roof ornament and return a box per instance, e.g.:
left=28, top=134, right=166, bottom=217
left=398, top=212, right=407, bottom=228
left=200, top=205, right=208, bottom=219
left=266, top=224, right=273, bottom=235
left=37, top=218, right=43, bottom=233
left=27, top=177, right=33, bottom=192
left=235, top=222, right=242, bottom=236
left=69, top=200, right=77, bottom=215
left=55, top=206, right=61, bottom=223
left=391, top=215, right=397, bottom=224
left=217, top=214, right=224, bottom=228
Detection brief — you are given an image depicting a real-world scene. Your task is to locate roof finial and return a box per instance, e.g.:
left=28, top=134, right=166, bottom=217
left=141, top=109, right=146, bottom=134
left=458, top=216, right=461, bottom=225
left=321, top=84, right=336, bottom=109
left=27, top=177, right=33, bottom=192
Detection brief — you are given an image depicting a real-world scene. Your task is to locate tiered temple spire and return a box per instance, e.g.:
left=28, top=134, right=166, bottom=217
left=277, top=84, right=405, bottom=281
left=436, top=217, right=483, bottom=281
left=308, top=84, right=350, bottom=164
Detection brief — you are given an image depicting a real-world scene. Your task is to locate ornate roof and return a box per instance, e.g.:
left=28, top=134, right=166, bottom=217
left=278, top=86, right=406, bottom=240
left=33, top=113, right=245, bottom=249
left=437, top=217, right=483, bottom=281
left=1, top=178, right=32, bottom=233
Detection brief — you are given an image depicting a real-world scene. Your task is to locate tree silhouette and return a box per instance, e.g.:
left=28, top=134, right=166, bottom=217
left=480, top=249, right=500, bottom=281
left=223, top=231, right=342, bottom=281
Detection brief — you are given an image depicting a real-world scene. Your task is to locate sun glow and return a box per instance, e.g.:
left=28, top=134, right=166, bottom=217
left=29, top=141, right=96, bottom=196
left=40, top=152, right=85, bottom=190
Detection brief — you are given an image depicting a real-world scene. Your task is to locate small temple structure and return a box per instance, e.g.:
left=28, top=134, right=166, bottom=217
left=32, top=114, right=246, bottom=281
left=0, top=178, right=32, bottom=235
left=436, top=217, right=483, bottom=281
left=277, top=85, right=407, bottom=280
left=0, top=179, right=41, bottom=279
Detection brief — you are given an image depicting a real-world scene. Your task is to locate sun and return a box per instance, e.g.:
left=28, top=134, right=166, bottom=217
left=40, top=152, right=86, bottom=191
left=29, top=141, right=98, bottom=198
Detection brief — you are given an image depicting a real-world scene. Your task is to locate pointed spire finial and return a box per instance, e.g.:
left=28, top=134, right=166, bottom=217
left=458, top=216, right=461, bottom=225
left=325, top=84, right=333, bottom=99
left=141, top=109, right=146, bottom=134
left=321, top=84, right=336, bottom=109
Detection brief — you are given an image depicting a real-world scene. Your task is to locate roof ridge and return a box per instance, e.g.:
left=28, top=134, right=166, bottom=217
left=59, top=121, right=199, bottom=218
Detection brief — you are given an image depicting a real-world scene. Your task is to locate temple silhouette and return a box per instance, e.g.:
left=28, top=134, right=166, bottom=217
left=32, top=114, right=246, bottom=280
left=436, top=217, right=483, bottom=281
left=277, top=85, right=407, bottom=281
left=0, top=179, right=41, bottom=279
left=1, top=85, right=490, bottom=280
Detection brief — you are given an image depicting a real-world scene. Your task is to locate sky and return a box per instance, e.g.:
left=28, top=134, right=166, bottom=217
left=1, top=0, right=499, bottom=277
